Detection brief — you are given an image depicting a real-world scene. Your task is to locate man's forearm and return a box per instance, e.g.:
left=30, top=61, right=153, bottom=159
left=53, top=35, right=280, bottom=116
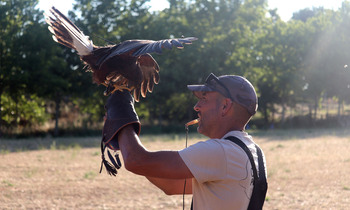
left=118, top=125, right=149, bottom=173
left=118, top=125, right=194, bottom=179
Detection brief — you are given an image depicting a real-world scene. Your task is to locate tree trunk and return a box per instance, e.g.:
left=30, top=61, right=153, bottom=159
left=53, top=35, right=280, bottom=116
left=158, top=105, right=162, bottom=131
left=0, top=90, right=2, bottom=137
left=262, top=104, right=269, bottom=125
left=338, top=99, right=342, bottom=118
left=281, top=104, right=286, bottom=123
left=54, top=95, right=61, bottom=137
left=308, top=104, right=313, bottom=126
left=0, top=45, right=2, bottom=137
left=14, top=94, right=18, bottom=128
left=314, top=96, right=318, bottom=121
left=326, top=98, right=329, bottom=119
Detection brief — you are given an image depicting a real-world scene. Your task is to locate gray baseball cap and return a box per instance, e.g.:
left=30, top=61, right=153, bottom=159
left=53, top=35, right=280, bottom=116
left=187, top=73, right=258, bottom=115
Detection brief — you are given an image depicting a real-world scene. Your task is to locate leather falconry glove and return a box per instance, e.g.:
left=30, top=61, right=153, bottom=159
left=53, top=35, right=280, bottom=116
left=100, top=90, right=141, bottom=176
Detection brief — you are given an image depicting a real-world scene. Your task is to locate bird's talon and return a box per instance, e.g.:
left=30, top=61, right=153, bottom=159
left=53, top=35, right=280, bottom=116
left=104, top=84, right=132, bottom=96
left=104, top=83, right=115, bottom=96
left=109, top=88, right=118, bottom=95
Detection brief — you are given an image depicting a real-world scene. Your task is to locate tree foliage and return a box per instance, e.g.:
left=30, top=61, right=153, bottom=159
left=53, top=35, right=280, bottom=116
left=2, top=0, right=350, bottom=135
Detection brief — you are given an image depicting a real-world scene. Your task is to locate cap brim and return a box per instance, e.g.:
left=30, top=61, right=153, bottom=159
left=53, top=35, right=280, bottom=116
left=187, top=84, right=214, bottom=92
left=187, top=85, right=216, bottom=99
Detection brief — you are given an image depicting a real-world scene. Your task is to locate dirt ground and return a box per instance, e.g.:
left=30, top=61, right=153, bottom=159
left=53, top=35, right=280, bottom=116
left=1, top=129, right=350, bottom=209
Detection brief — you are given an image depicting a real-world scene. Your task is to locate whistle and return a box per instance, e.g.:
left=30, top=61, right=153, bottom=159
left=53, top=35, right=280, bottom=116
left=185, top=119, right=199, bottom=127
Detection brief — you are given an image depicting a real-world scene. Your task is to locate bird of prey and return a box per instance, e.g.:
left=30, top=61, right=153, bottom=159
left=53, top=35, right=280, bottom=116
left=45, top=7, right=197, bottom=101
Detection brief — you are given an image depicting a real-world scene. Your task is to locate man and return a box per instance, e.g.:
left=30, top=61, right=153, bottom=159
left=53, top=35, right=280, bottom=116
left=102, top=73, right=267, bottom=210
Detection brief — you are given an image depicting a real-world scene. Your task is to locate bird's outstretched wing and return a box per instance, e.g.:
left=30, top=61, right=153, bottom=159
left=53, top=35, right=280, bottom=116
left=98, top=38, right=198, bottom=69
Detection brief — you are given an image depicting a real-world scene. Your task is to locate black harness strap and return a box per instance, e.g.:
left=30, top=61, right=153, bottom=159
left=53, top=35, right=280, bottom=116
left=225, top=136, right=260, bottom=181
left=226, top=136, right=267, bottom=210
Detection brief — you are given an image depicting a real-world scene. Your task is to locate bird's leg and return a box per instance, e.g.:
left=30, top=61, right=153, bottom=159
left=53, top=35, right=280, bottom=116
left=103, top=82, right=115, bottom=96
left=109, top=84, right=132, bottom=95
left=103, top=82, right=132, bottom=96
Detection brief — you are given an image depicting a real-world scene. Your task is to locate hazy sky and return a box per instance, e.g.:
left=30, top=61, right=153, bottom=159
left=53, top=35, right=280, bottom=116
left=38, top=0, right=346, bottom=21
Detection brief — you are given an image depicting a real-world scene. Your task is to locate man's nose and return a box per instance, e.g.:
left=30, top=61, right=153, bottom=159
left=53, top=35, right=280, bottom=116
left=194, top=101, right=200, bottom=112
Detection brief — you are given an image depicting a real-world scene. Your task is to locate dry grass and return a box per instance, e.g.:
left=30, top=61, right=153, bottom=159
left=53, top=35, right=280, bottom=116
left=1, top=129, right=350, bottom=209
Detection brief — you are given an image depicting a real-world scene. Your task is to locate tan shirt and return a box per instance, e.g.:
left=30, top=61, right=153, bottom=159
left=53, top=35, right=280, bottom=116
left=179, top=131, right=260, bottom=210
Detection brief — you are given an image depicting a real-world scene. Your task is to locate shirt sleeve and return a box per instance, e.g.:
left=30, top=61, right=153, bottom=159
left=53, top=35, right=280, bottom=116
left=178, top=140, right=227, bottom=183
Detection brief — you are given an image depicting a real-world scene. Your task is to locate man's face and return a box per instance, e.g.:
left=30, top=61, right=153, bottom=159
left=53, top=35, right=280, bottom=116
left=193, top=91, right=224, bottom=138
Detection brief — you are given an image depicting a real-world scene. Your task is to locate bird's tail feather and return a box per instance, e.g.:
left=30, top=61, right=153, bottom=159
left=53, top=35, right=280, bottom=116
left=45, top=7, right=93, bottom=56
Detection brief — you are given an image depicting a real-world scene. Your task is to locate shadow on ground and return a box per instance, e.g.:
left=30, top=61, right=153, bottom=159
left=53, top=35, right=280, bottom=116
left=1, top=128, right=350, bottom=152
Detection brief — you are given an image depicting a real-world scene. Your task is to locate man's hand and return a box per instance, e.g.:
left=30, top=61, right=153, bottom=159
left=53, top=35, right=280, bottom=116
left=100, top=90, right=140, bottom=176
left=102, top=90, right=140, bottom=150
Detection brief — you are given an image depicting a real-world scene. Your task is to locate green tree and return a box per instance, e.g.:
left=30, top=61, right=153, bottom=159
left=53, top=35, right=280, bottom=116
left=301, top=8, right=338, bottom=121
left=0, top=0, right=97, bottom=135
left=0, top=0, right=47, bottom=133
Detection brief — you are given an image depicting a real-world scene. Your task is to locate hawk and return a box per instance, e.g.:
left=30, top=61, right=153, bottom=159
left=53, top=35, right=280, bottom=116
left=45, top=7, right=197, bottom=101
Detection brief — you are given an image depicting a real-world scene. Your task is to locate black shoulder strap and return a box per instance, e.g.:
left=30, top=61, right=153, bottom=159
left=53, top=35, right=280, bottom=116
left=225, top=136, right=266, bottom=182
left=255, top=142, right=267, bottom=182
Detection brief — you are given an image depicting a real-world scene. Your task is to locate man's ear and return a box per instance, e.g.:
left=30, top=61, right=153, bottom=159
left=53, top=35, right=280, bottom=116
left=221, top=98, right=233, bottom=116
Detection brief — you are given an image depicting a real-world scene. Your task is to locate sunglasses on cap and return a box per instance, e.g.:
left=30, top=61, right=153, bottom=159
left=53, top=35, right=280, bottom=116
left=205, top=73, right=233, bottom=100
